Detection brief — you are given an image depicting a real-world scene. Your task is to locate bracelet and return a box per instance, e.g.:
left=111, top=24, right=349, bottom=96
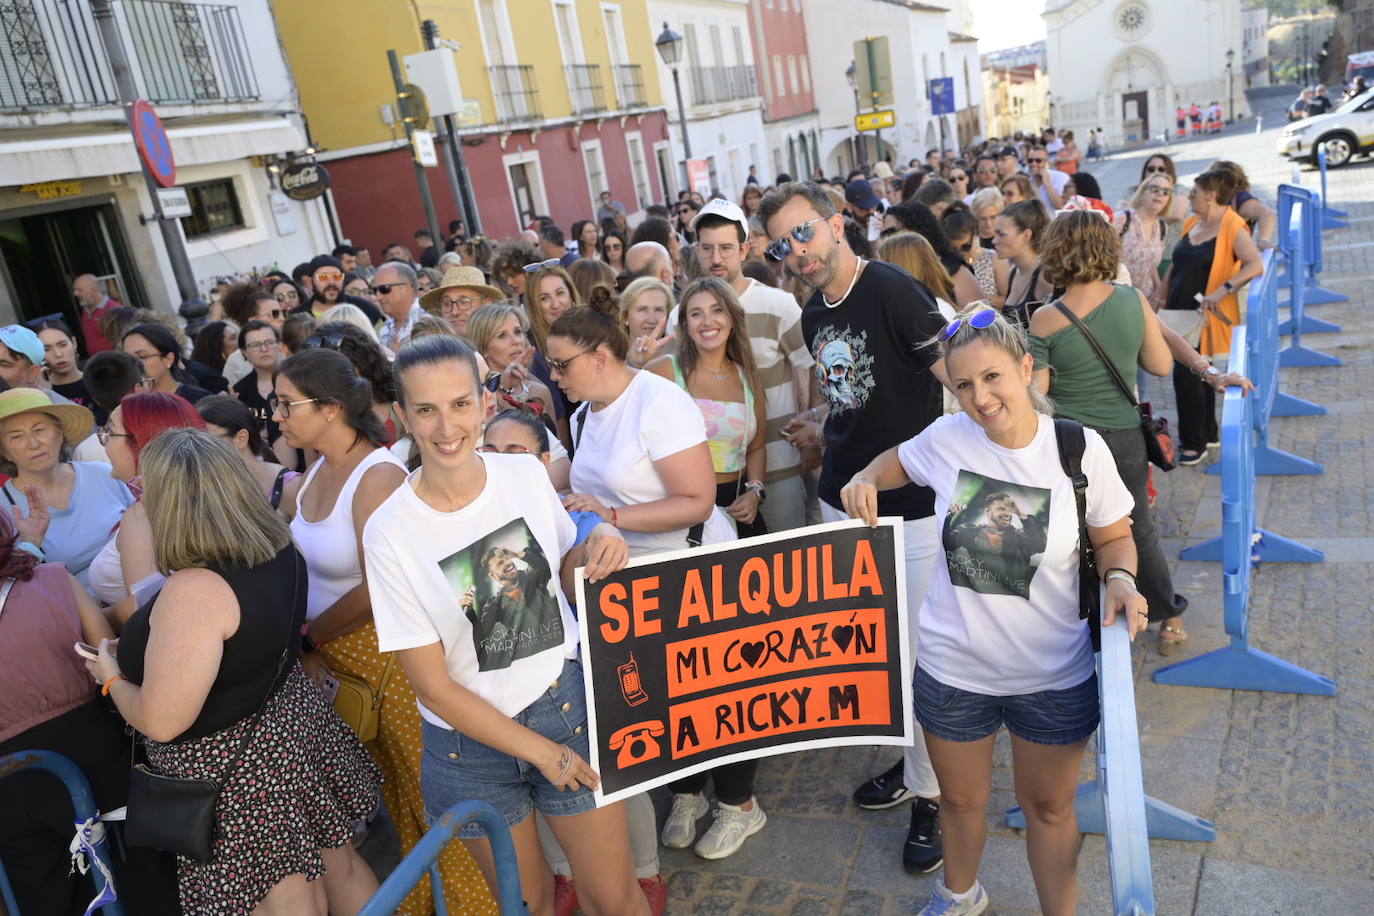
left=609, top=506, right=619, bottom=527
left=1191, top=358, right=1210, bottom=376
left=101, top=674, right=128, bottom=696
left=16, top=540, right=45, bottom=561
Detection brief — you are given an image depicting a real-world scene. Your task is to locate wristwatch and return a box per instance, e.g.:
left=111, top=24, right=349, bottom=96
left=1104, top=568, right=1137, bottom=589
left=743, top=480, right=767, bottom=503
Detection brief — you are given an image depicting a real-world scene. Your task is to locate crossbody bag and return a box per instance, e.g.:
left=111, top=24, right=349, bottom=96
left=1054, top=420, right=1102, bottom=653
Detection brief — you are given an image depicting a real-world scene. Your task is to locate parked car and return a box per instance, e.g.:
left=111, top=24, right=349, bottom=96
left=1277, top=86, right=1374, bottom=166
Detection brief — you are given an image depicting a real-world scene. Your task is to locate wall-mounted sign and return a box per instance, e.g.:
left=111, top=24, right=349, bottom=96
left=455, top=99, right=483, bottom=128
left=155, top=186, right=192, bottom=218
left=855, top=110, right=895, bottom=132
left=929, top=78, right=956, bottom=116
left=19, top=180, right=83, bottom=200
left=412, top=130, right=439, bottom=167
left=130, top=100, right=176, bottom=187
left=280, top=160, right=331, bottom=201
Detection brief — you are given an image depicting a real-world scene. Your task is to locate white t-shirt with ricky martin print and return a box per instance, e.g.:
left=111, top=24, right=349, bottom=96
left=897, top=412, right=1133, bottom=696
left=364, top=453, right=579, bottom=723
left=569, top=369, right=719, bottom=556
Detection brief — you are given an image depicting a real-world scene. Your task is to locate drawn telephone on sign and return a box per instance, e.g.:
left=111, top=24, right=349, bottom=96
left=608, top=720, right=665, bottom=769
left=617, top=653, right=649, bottom=707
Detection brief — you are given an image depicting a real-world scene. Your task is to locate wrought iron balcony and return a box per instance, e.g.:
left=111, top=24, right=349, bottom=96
left=565, top=63, right=604, bottom=115
left=1, top=0, right=260, bottom=112
left=688, top=64, right=758, bottom=106
left=614, top=63, right=645, bottom=109
left=489, top=64, right=541, bottom=123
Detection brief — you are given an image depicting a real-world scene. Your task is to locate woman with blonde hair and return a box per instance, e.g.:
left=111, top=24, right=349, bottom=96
left=467, top=303, right=560, bottom=426
left=317, top=302, right=380, bottom=341
left=86, top=427, right=383, bottom=915
left=618, top=276, right=674, bottom=368
left=876, top=231, right=956, bottom=307
left=568, top=257, right=618, bottom=308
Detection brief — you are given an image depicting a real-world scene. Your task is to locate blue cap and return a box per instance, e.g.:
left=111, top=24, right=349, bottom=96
left=0, top=325, right=45, bottom=365
left=844, top=179, right=881, bottom=211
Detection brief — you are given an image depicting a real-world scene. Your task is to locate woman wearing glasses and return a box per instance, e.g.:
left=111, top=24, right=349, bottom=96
left=842, top=305, right=1146, bottom=916
left=121, top=323, right=211, bottom=405
left=942, top=208, right=1007, bottom=306
left=0, top=389, right=130, bottom=592
left=998, top=173, right=1033, bottom=206
left=1114, top=174, right=1175, bottom=304
left=600, top=229, right=628, bottom=274
left=278, top=348, right=497, bottom=915
left=231, top=320, right=286, bottom=450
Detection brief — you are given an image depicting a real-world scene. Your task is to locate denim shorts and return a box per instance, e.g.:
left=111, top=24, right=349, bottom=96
left=421, top=657, right=596, bottom=838
left=914, top=665, right=1100, bottom=747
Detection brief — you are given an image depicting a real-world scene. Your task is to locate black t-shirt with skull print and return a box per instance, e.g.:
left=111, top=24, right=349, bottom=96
left=802, top=259, right=946, bottom=520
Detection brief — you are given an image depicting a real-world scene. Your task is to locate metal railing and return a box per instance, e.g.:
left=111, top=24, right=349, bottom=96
left=565, top=62, right=604, bottom=115
left=688, top=64, right=758, bottom=105
left=1, top=0, right=259, bottom=111
left=489, top=63, right=540, bottom=123
left=614, top=62, right=645, bottom=108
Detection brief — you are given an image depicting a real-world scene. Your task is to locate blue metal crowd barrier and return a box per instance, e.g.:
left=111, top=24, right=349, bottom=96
left=358, top=800, right=527, bottom=916
left=1277, top=175, right=1348, bottom=311
left=1007, top=611, right=1215, bottom=858
left=1275, top=185, right=1343, bottom=364
left=1317, top=143, right=1349, bottom=228
left=0, top=750, right=124, bottom=916
left=1157, top=323, right=1336, bottom=695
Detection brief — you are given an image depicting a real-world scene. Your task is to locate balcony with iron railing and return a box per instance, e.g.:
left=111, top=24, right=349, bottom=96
left=688, top=64, right=759, bottom=106
left=565, top=63, right=605, bottom=115
left=1, top=0, right=259, bottom=112
left=613, top=63, right=646, bottom=109
left=489, top=64, right=541, bottom=123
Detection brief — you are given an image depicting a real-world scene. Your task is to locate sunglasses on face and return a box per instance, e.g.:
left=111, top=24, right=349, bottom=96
left=1145, top=185, right=1172, bottom=196
left=314, top=272, right=344, bottom=283
left=373, top=282, right=411, bottom=295
left=304, top=334, right=345, bottom=350
left=1144, top=165, right=1169, bottom=174
left=950, top=174, right=968, bottom=182
left=274, top=291, right=298, bottom=302
left=765, top=217, right=825, bottom=261
left=522, top=258, right=562, bottom=273
left=1027, top=157, right=1047, bottom=164
left=938, top=308, right=998, bottom=342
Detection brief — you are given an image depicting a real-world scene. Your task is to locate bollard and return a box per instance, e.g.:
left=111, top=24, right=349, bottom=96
left=0, top=750, right=125, bottom=916
left=357, top=800, right=527, bottom=916
left=1006, top=608, right=1215, bottom=865
left=1159, top=324, right=1335, bottom=695
left=1275, top=185, right=1343, bottom=364
left=1316, top=144, right=1349, bottom=227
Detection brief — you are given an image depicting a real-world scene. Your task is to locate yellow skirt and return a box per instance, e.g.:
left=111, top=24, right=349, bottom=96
left=320, top=622, right=498, bottom=916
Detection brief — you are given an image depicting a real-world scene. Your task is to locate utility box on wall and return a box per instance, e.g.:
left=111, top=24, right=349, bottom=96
left=404, top=49, right=463, bottom=116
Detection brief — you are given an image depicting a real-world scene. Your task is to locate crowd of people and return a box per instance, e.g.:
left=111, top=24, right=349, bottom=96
left=2, top=130, right=1272, bottom=916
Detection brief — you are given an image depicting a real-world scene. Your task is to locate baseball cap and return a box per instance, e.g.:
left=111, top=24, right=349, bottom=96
left=844, top=179, right=880, bottom=211
left=997, top=145, right=1019, bottom=158
left=691, top=198, right=750, bottom=242
left=0, top=324, right=45, bottom=365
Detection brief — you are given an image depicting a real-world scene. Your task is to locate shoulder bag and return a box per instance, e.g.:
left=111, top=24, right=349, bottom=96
left=332, top=652, right=396, bottom=744
left=1054, top=419, right=1102, bottom=653
left=1052, top=301, right=1177, bottom=471
left=123, top=551, right=299, bottom=863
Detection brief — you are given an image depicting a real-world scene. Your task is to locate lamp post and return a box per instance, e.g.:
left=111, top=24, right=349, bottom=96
left=846, top=62, right=864, bottom=169
left=655, top=23, right=691, bottom=196
left=1225, top=48, right=1235, bottom=124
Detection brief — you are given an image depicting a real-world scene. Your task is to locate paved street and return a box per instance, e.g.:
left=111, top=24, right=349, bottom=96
left=358, top=92, right=1374, bottom=914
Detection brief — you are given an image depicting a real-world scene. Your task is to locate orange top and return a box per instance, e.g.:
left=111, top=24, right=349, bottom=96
left=1181, top=207, right=1248, bottom=357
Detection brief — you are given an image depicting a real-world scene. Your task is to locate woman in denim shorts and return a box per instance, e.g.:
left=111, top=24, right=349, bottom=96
left=364, top=334, right=649, bottom=916
left=841, top=305, right=1149, bottom=916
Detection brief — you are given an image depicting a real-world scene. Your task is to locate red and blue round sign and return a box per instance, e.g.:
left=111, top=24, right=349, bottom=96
left=130, top=100, right=176, bottom=188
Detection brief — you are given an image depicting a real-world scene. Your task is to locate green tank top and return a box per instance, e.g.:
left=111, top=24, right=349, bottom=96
left=1028, top=285, right=1144, bottom=430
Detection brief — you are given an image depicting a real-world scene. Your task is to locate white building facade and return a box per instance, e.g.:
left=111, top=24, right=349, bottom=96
left=805, top=0, right=985, bottom=175
left=0, top=0, right=332, bottom=325
left=1043, top=0, right=1248, bottom=148
left=649, top=0, right=769, bottom=201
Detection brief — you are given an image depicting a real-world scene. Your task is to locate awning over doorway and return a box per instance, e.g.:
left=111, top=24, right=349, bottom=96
left=0, top=116, right=306, bottom=186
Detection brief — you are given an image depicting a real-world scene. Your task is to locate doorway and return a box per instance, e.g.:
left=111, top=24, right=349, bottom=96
left=0, top=200, right=143, bottom=341
left=508, top=162, right=536, bottom=228
left=1122, top=91, right=1149, bottom=143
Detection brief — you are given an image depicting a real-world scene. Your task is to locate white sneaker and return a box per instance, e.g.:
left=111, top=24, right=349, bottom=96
left=660, top=793, right=709, bottom=849
left=692, top=798, right=767, bottom=860
left=917, top=878, right=989, bottom=916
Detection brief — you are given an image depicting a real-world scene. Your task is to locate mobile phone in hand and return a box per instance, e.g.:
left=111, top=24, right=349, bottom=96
left=75, top=642, right=99, bottom=660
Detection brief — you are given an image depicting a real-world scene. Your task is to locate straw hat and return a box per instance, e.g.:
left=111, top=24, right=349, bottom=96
left=0, top=388, right=94, bottom=445
left=420, top=266, right=505, bottom=313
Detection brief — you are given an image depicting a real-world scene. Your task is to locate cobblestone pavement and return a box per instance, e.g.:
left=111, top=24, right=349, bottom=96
left=364, top=93, right=1374, bottom=914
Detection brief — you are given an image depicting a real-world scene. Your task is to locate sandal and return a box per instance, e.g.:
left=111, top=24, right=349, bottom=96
left=1158, top=624, right=1189, bottom=656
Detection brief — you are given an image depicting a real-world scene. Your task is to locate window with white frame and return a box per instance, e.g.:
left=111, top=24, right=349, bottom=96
left=582, top=141, right=606, bottom=213
left=800, top=54, right=811, bottom=93
left=773, top=55, right=786, bottom=96
left=787, top=55, right=798, bottom=94
left=626, top=133, right=650, bottom=211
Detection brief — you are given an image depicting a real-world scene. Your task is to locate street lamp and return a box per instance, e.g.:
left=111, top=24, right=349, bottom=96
left=655, top=22, right=691, bottom=194
left=1225, top=48, right=1235, bottom=124
left=846, top=62, right=864, bottom=169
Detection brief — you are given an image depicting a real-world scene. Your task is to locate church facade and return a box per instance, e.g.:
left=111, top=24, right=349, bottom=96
left=1043, top=0, right=1251, bottom=147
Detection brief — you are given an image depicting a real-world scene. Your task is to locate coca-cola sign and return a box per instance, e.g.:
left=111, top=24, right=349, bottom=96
left=280, top=160, right=330, bottom=201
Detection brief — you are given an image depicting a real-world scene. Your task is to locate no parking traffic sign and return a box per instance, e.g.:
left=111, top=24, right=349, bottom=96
left=130, top=100, right=176, bottom=188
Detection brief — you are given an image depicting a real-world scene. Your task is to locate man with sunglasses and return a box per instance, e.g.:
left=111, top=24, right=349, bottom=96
left=1025, top=145, right=1068, bottom=210
left=758, top=181, right=951, bottom=875
left=374, top=261, right=425, bottom=352
left=299, top=254, right=382, bottom=325
left=72, top=274, right=121, bottom=356
left=968, top=154, right=999, bottom=204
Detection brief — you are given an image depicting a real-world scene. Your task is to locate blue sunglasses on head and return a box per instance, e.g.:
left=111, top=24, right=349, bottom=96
left=938, top=309, right=998, bottom=342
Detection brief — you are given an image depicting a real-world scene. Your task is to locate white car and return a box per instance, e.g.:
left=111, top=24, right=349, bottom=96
left=1277, top=86, right=1374, bottom=166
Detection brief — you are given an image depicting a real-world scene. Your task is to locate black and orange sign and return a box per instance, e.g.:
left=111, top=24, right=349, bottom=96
left=577, top=519, right=912, bottom=803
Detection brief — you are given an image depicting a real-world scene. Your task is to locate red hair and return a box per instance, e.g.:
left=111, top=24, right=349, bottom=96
left=0, top=527, right=40, bottom=582
left=119, top=391, right=206, bottom=470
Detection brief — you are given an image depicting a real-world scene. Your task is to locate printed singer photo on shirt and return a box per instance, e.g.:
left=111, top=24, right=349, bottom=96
left=437, top=518, right=565, bottom=671
left=942, top=470, right=1050, bottom=599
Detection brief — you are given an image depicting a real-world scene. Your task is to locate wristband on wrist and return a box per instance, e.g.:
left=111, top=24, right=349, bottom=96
left=610, top=506, right=619, bottom=527
left=1103, top=568, right=1137, bottom=589
left=16, top=540, right=45, bottom=561
left=101, top=674, right=127, bottom=696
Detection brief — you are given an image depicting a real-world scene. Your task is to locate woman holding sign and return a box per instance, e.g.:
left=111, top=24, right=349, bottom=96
left=363, top=334, right=649, bottom=916
left=841, top=305, right=1148, bottom=916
